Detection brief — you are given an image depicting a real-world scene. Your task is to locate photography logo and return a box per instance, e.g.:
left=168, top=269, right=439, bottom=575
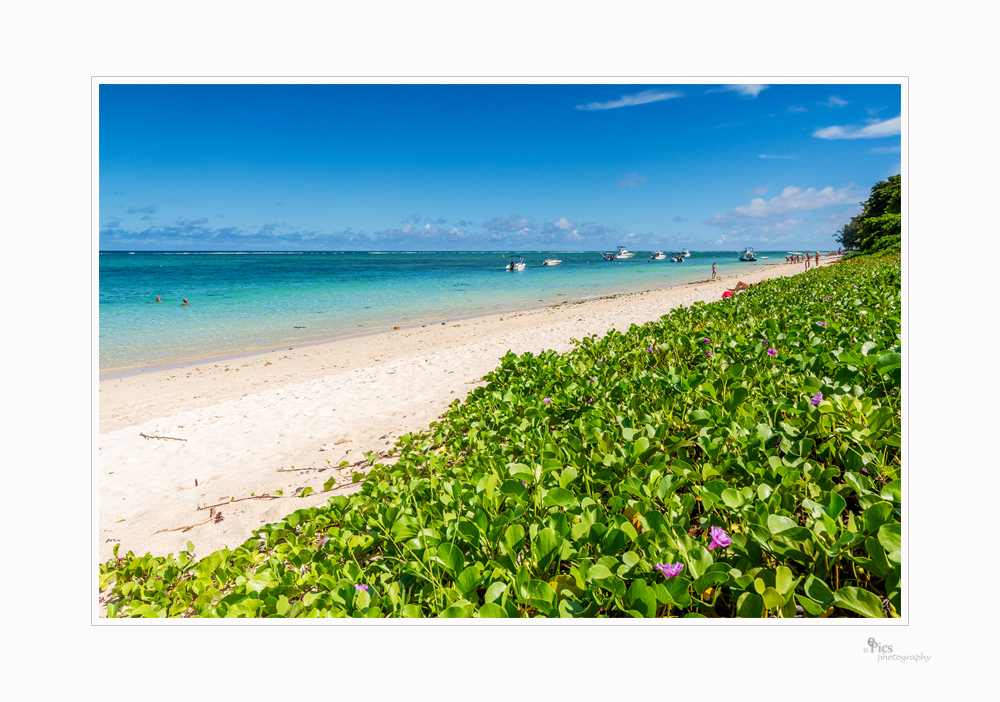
left=864, top=637, right=892, bottom=654
left=863, top=638, right=930, bottom=663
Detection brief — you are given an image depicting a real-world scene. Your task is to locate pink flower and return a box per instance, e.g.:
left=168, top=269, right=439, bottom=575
left=354, top=583, right=368, bottom=592
left=543, top=397, right=551, bottom=406
left=702, top=337, right=710, bottom=344
left=767, top=348, right=777, bottom=357
left=654, top=562, right=684, bottom=578
left=705, top=350, right=712, bottom=357
left=707, top=526, right=731, bottom=551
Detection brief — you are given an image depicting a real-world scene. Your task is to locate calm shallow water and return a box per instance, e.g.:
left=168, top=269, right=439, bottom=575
left=99, top=250, right=778, bottom=372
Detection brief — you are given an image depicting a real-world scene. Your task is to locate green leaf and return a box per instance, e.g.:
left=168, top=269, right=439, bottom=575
left=833, top=587, right=885, bottom=618
left=587, top=564, right=613, bottom=581
left=768, top=514, right=799, bottom=535
left=434, top=542, right=465, bottom=578
left=483, top=581, right=507, bottom=604
left=300, top=487, right=314, bottom=498
left=762, top=587, right=784, bottom=610
left=877, top=523, right=901, bottom=557
left=803, top=575, right=835, bottom=607
left=543, top=487, right=577, bottom=508
left=476, top=603, right=507, bottom=618
left=721, top=488, right=744, bottom=508
left=456, top=565, right=482, bottom=594
left=533, top=528, right=562, bottom=570
left=880, top=480, right=901, bottom=503
left=684, top=545, right=713, bottom=580
left=737, top=592, right=764, bottom=618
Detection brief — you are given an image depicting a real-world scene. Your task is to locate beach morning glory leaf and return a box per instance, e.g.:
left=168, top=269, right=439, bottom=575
left=654, top=562, right=684, bottom=578
left=707, top=526, right=731, bottom=551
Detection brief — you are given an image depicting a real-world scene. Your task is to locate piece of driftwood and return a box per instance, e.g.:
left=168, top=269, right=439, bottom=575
left=140, top=432, right=188, bottom=441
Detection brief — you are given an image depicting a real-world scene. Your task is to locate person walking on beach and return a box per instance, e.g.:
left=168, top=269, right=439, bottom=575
left=815, top=251, right=820, bottom=267
left=712, top=262, right=716, bottom=280
left=182, top=298, right=190, bottom=306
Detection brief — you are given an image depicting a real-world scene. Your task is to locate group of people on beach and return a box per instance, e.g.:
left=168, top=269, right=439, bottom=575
left=152, top=296, right=189, bottom=305
left=786, top=252, right=822, bottom=269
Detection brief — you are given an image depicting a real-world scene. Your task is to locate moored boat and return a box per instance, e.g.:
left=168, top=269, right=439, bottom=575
left=650, top=251, right=666, bottom=260
left=738, top=247, right=757, bottom=262
left=505, top=255, right=526, bottom=271
left=541, top=258, right=562, bottom=266
left=615, top=246, right=635, bottom=259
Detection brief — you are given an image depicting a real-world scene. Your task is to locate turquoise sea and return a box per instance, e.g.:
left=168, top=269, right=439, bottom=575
left=99, top=250, right=783, bottom=375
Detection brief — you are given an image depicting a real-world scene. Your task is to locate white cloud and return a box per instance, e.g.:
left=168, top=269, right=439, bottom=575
left=618, top=172, right=647, bottom=188
left=813, top=115, right=901, bottom=140
left=722, top=84, right=768, bottom=98
left=871, top=145, right=901, bottom=154
left=750, top=185, right=770, bottom=195
left=401, top=223, right=413, bottom=234
left=553, top=217, right=575, bottom=230
left=887, top=163, right=901, bottom=176
left=576, top=89, right=682, bottom=111
left=731, top=185, right=858, bottom=218
left=787, top=105, right=807, bottom=113
left=821, top=95, right=849, bottom=108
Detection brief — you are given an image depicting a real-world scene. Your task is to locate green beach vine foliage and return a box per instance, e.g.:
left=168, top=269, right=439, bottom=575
left=101, top=255, right=902, bottom=618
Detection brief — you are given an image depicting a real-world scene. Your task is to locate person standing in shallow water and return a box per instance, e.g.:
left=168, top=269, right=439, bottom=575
left=182, top=298, right=190, bottom=306
left=712, top=262, right=716, bottom=280
left=154, top=296, right=161, bottom=302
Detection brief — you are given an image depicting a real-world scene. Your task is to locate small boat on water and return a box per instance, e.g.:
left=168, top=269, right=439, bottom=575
left=505, top=255, right=526, bottom=271
left=615, top=246, right=635, bottom=259
left=541, top=258, right=562, bottom=266
left=601, top=252, right=617, bottom=261
left=650, top=251, right=667, bottom=260
left=681, top=249, right=691, bottom=258
left=739, top=247, right=757, bottom=262
left=671, top=254, right=685, bottom=262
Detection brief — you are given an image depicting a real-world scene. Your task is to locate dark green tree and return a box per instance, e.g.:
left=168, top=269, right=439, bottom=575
left=836, top=174, right=901, bottom=254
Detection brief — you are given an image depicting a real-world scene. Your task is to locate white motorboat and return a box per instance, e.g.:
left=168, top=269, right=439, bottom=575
left=650, top=251, right=667, bottom=260
left=541, top=258, right=562, bottom=266
left=505, top=255, right=526, bottom=271
left=738, top=247, right=757, bottom=262
left=681, top=249, right=691, bottom=258
left=671, top=254, right=685, bottom=262
left=615, top=246, right=635, bottom=259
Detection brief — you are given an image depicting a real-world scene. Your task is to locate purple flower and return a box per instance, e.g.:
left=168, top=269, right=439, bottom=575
left=817, top=322, right=827, bottom=327
left=835, top=313, right=840, bottom=318
left=543, top=397, right=551, bottom=406
left=810, top=391, right=823, bottom=406
left=586, top=397, right=595, bottom=404
left=522, top=480, right=527, bottom=487
left=654, top=562, right=684, bottom=578
left=354, top=583, right=368, bottom=592
left=767, top=348, right=777, bottom=357
left=597, top=360, right=604, bottom=365
left=319, top=537, right=331, bottom=547
left=589, top=377, right=596, bottom=383
left=647, top=346, right=654, bottom=353
left=702, top=337, right=710, bottom=344
left=705, top=350, right=712, bottom=357
left=707, top=526, right=732, bottom=551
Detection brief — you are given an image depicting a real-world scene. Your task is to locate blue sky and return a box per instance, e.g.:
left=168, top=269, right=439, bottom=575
left=99, top=83, right=901, bottom=251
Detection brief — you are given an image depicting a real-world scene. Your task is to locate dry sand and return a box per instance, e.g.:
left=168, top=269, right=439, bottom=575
left=98, top=256, right=838, bottom=562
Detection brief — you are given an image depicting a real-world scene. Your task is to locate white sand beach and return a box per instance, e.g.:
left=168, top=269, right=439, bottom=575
left=98, top=257, right=838, bottom=562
